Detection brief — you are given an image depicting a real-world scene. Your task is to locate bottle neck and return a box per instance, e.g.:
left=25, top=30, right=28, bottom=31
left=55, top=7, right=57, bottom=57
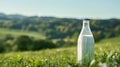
left=81, top=20, right=92, bottom=35
left=82, top=20, right=90, bottom=29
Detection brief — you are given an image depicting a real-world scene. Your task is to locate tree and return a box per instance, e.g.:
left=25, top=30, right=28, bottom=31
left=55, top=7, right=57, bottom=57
left=32, top=40, right=57, bottom=50
left=0, top=43, right=5, bottom=53
left=14, top=35, right=33, bottom=51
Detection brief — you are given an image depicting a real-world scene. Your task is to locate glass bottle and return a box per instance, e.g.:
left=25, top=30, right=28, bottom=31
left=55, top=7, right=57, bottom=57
left=77, top=19, right=94, bottom=64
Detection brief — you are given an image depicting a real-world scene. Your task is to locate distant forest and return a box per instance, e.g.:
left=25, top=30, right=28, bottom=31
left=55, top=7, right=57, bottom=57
left=0, top=13, right=120, bottom=44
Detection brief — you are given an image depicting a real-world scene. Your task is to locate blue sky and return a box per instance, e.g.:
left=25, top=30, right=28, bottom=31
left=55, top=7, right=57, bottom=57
left=0, top=0, right=120, bottom=19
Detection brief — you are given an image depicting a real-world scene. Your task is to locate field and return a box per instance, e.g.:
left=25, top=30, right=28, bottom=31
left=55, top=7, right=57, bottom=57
left=0, top=36, right=120, bottom=67
left=0, top=28, right=46, bottom=39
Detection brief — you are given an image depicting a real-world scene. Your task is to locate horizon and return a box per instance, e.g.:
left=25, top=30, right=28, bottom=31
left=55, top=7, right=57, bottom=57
left=0, top=12, right=119, bottom=20
left=0, top=0, right=120, bottom=19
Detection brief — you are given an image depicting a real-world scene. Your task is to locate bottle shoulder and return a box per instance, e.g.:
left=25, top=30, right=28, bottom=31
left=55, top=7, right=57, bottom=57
left=80, top=31, right=93, bottom=35
left=78, top=34, right=94, bottom=39
left=80, top=27, right=92, bottom=35
left=78, top=34, right=95, bottom=42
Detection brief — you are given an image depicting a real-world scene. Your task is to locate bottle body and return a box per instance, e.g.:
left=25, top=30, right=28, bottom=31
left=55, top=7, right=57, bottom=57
left=77, top=20, right=94, bottom=64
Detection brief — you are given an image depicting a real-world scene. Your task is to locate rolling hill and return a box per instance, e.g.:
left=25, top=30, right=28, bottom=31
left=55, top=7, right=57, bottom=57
left=0, top=13, right=120, bottom=43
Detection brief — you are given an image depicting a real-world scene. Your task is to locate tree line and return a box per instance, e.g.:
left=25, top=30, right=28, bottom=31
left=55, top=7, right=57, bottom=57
left=0, top=35, right=57, bottom=53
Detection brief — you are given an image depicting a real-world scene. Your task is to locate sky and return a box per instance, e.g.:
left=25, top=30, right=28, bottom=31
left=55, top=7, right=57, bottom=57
left=0, top=0, right=120, bottom=19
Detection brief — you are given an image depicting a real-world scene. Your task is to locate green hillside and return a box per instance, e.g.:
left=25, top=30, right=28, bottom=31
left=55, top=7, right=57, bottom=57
left=0, top=13, right=120, bottom=43
left=0, top=36, right=120, bottom=67
left=96, top=36, right=120, bottom=48
left=0, top=28, right=46, bottom=39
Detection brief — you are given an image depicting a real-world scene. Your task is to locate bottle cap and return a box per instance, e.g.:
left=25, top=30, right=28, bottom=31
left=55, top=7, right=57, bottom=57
left=83, top=19, right=89, bottom=23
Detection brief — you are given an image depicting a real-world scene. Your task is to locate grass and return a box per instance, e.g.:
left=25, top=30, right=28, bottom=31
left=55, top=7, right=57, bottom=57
left=0, top=36, right=120, bottom=67
left=96, top=36, right=120, bottom=51
left=0, top=28, right=46, bottom=39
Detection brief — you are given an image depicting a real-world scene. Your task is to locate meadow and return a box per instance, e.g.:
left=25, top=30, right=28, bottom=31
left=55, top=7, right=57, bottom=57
left=0, top=28, right=46, bottom=39
left=0, top=36, right=120, bottom=67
